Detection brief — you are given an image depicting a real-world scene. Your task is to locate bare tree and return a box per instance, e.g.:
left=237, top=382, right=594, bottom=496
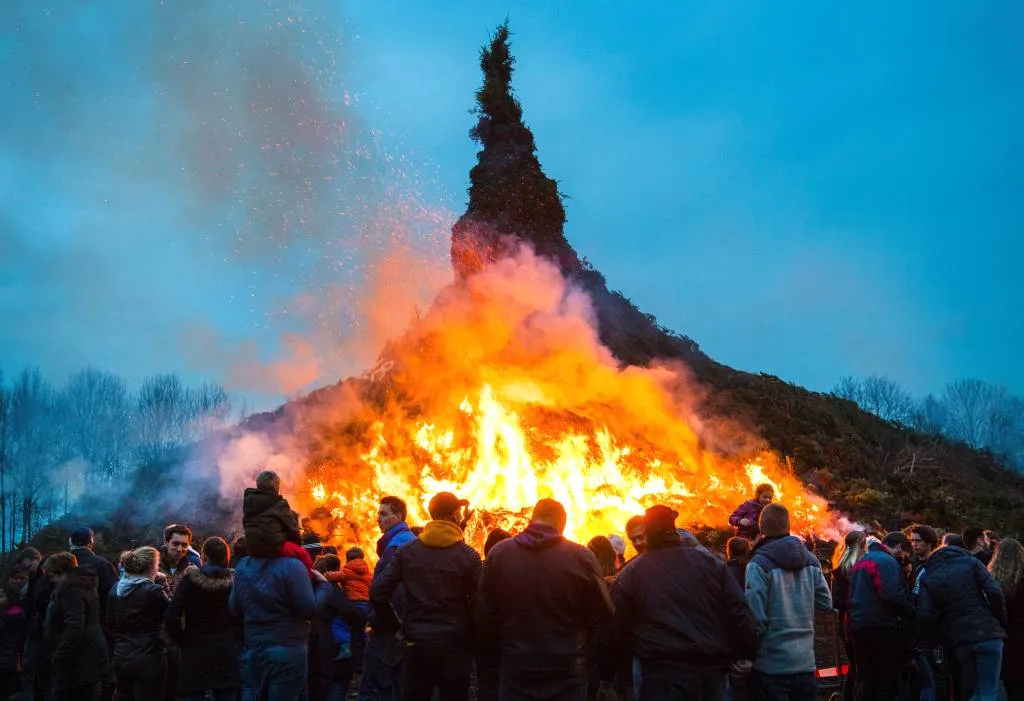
left=60, top=368, right=131, bottom=486
left=833, top=376, right=863, bottom=404
left=943, top=379, right=1001, bottom=450
left=910, top=394, right=949, bottom=435
left=7, top=368, right=58, bottom=544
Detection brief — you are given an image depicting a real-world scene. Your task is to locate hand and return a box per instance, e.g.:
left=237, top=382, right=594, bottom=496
left=730, top=659, right=754, bottom=674
left=740, top=518, right=752, bottom=527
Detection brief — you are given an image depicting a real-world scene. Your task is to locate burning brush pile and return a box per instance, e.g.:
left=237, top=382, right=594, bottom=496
left=228, top=25, right=836, bottom=555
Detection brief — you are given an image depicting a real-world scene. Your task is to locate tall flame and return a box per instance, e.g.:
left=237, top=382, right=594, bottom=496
left=295, top=247, right=829, bottom=552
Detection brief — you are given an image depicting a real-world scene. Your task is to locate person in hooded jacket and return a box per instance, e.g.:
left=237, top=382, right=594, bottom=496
left=370, top=492, right=481, bottom=701
left=106, top=546, right=170, bottom=701
left=847, top=532, right=915, bottom=701
left=43, top=551, right=109, bottom=701
left=917, top=539, right=1006, bottom=701
left=165, top=537, right=240, bottom=701
left=744, top=503, right=831, bottom=701
left=478, top=498, right=612, bottom=701
left=728, top=484, right=774, bottom=542
left=16, top=547, right=49, bottom=701
left=613, top=505, right=759, bottom=701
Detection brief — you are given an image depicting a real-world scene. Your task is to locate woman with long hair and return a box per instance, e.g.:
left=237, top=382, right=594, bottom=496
left=165, top=537, right=240, bottom=701
left=832, top=530, right=866, bottom=701
left=107, top=546, right=169, bottom=701
left=991, top=538, right=1024, bottom=701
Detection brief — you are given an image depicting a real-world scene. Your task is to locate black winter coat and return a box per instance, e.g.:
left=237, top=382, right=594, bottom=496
left=69, top=547, right=118, bottom=620
left=1002, top=582, right=1024, bottom=681
left=309, top=584, right=368, bottom=677
left=106, top=578, right=169, bottom=666
left=242, top=488, right=301, bottom=557
left=916, top=545, right=1006, bottom=648
left=477, top=523, right=612, bottom=677
left=370, top=520, right=481, bottom=645
left=0, top=603, right=27, bottom=673
left=46, top=568, right=109, bottom=690
left=165, top=565, right=240, bottom=693
left=613, top=544, right=759, bottom=666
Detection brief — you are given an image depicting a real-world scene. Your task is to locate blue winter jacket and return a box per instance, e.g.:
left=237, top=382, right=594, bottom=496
left=229, top=556, right=330, bottom=646
left=368, top=521, right=416, bottom=632
left=848, top=542, right=914, bottom=634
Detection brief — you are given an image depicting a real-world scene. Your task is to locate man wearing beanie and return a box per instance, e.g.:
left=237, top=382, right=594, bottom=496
left=370, top=492, right=481, bottom=701
left=744, top=503, right=832, bottom=700
left=612, top=505, right=758, bottom=700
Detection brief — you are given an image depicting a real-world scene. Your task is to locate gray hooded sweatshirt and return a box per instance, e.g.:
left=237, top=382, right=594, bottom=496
left=745, top=535, right=832, bottom=674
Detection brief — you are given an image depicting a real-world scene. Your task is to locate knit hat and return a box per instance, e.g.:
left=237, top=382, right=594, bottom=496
left=608, top=534, right=626, bottom=557
left=643, top=505, right=678, bottom=533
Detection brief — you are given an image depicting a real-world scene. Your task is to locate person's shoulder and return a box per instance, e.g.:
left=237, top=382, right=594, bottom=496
left=457, top=541, right=482, bottom=563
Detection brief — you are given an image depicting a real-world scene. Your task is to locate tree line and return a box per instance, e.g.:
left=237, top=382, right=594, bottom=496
left=833, top=375, right=1024, bottom=471
left=0, top=367, right=238, bottom=551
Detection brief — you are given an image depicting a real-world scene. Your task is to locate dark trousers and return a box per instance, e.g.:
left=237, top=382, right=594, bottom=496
left=637, top=659, right=726, bottom=701
left=357, top=632, right=405, bottom=701
left=404, top=641, right=471, bottom=701
left=113, top=656, right=167, bottom=701
left=499, top=673, right=586, bottom=701
left=748, top=671, right=817, bottom=701
left=476, top=648, right=500, bottom=701
left=851, top=628, right=911, bottom=701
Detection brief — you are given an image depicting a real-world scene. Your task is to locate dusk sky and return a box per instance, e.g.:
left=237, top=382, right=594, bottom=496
left=2, top=1, right=1022, bottom=411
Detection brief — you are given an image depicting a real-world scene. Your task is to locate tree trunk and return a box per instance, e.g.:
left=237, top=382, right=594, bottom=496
left=21, top=495, right=31, bottom=545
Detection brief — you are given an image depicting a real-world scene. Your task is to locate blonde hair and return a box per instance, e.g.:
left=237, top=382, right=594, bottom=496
left=123, top=546, right=160, bottom=577
left=833, top=530, right=867, bottom=574
left=989, top=538, right=1024, bottom=596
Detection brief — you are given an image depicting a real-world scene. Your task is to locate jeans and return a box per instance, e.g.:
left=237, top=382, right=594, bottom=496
left=638, top=659, right=726, bottom=701
left=250, top=643, right=308, bottom=701
left=404, top=641, right=472, bottom=701
left=237, top=642, right=255, bottom=701
left=357, top=632, right=405, bottom=701
left=112, top=656, right=167, bottom=701
left=499, top=673, right=586, bottom=701
left=748, top=671, right=817, bottom=701
left=955, top=639, right=1003, bottom=701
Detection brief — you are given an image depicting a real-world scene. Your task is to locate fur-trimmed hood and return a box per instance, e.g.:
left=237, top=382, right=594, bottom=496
left=185, top=564, right=234, bottom=592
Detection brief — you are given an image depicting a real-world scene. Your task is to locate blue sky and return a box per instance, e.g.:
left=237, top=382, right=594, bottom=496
left=2, top=1, right=1022, bottom=410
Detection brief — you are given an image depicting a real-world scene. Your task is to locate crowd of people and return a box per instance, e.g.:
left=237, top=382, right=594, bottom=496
left=0, top=475, right=1018, bottom=701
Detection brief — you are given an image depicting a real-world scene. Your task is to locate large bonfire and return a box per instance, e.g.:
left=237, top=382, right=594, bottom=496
left=250, top=26, right=833, bottom=553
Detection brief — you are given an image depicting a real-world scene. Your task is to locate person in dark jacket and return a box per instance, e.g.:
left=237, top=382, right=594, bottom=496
left=165, top=537, right=239, bottom=701
left=728, top=484, right=774, bottom=541
left=0, top=584, right=27, bottom=700
left=242, top=471, right=302, bottom=557
left=848, top=533, right=915, bottom=701
left=613, top=505, right=758, bottom=700
left=744, top=504, right=831, bottom=701
left=107, top=546, right=170, bottom=701
left=371, top=491, right=481, bottom=701
left=308, top=555, right=368, bottom=701
left=229, top=540, right=332, bottom=701
left=68, top=527, right=119, bottom=621
left=478, top=528, right=513, bottom=701
left=726, top=537, right=751, bottom=592
left=917, top=542, right=1007, bottom=701
left=358, top=495, right=417, bottom=701
left=964, top=526, right=993, bottom=566
left=43, top=552, right=109, bottom=701
left=990, top=538, right=1024, bottom=701
left=16, top=547, right=48, bottom=701
left=478, top=498, right=613, bottom=701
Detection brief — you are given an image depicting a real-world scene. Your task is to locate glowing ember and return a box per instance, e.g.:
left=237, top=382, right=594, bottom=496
left=296, top=248, right=829, bottom=553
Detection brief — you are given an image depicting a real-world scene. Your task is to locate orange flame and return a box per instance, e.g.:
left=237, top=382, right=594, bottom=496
left=296, top=248, right=829, bottom=553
